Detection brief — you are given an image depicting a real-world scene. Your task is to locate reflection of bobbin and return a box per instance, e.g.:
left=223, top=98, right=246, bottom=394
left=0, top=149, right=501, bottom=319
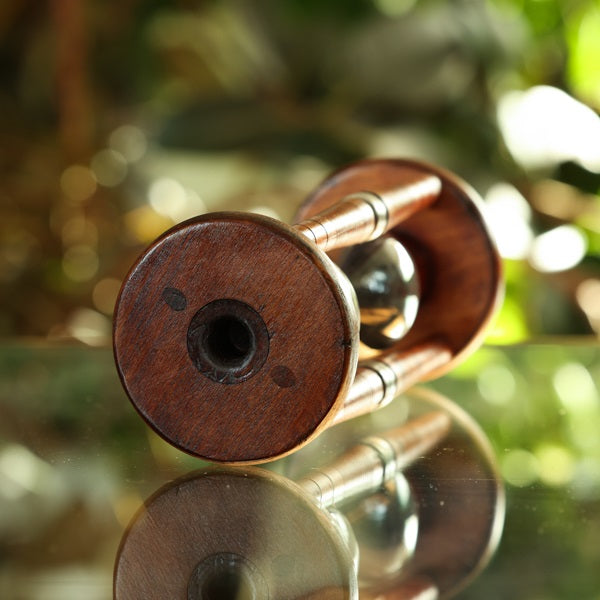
left=114, top=390, right=504, bottom=600
left=113, top=158, right=502, bottom=463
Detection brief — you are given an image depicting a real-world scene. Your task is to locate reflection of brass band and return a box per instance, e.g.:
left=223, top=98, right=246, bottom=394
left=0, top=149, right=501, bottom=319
left=359, top=435, right=398, bottom=484
left=345, top=192, right=389, bottom=241
left=302, top=466, right=345, bottom=508
left=360, top=359, right=398, bottom=408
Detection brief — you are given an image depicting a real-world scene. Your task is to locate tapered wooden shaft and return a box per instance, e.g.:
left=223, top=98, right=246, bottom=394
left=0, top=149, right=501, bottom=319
left=297, top=410, right=451, bottom=509
left=295, top=169, right=441, bottom=251
left=333, top=342, right=453, bottom=426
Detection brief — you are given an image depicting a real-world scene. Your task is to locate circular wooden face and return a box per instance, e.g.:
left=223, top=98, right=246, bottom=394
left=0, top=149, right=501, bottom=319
left=113, top=213, right=357, bottom=463
left=114, top=469, right=355, bottom=599
left=295, top=158, right=502, bottom=379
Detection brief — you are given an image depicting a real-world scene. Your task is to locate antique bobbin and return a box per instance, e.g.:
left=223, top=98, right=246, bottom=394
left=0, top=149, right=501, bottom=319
left=113, top=158, right=502, bottom=463
left=114, top=389, right=504, bottom=600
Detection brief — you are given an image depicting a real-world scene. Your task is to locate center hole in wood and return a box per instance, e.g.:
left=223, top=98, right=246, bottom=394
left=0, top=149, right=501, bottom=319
left=187, top=299, right=270, bottom=384
left=205, top=315, right=254, bottom=367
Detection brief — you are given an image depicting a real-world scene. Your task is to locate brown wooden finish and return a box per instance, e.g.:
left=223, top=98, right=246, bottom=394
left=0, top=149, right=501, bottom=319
left=332, top=342, right=453, bottom=426
left=113, top=158, right=502, bottom=464
left=296, top=158, right=503, bottom=380
left=114, top=468, right=356, bottom=599
left=113, top=212, right=359, bottom=464
left=295, top=168, right=440, bottom=252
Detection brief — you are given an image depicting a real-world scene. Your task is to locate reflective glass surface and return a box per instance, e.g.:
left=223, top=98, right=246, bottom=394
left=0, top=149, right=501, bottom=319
left=0, top=342, right=599, bottom=598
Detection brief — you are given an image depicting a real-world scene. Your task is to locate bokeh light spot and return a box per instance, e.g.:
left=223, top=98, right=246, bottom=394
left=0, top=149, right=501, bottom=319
left=535, top=444, right=575, bottom=487
left=553, top=362, right=598, bottom=414
left=576, top=279, right=600, bottom=333
left=124, top=207, right=174, bottom=243
left=109, top=125, right=148, bottom=163
left=62, top=245, right=99, bottom=282
left=92, top=278, right=122, bottom=315
left=477, top=364, right=516, bottom=405
left=373, top=0, right=416, bottom=18
left=484, top=183, right=533, bottom=259
left=501, top=449, right=540, bottom=487
left=91, top=149, right=128, bottom=187
left=0, top=444, right=59, bottom=499
left=572, top=457, right=600, bottom=499
left=148, top=178, right=187, bottom=220
left=61, top=217, right=98, bottom=247
left=486, top=296, right=529, bottom=344
left=497, top=85, right=600, bottom=171
left=66, top=308, right=111, bottom=346
left=60, top=165, right=97, bottom=204
left=567, top=5, right=600, bottom=107
left=529, top=225, right=587, bottom=273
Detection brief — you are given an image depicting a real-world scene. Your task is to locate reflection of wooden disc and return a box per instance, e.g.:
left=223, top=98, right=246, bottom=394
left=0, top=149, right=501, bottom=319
left=114, top=468, right=356, bottom=599
left=296, top=159, right=503, bottom=379
left=392, top=388, right=504, bottom=598
left=114, top=213, right=358, bottom=463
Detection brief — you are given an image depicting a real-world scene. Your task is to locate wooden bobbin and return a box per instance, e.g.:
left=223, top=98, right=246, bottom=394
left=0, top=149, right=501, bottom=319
left=113, top=158, right=502, bottom=463
left=114, top=390, right=504, bottom=600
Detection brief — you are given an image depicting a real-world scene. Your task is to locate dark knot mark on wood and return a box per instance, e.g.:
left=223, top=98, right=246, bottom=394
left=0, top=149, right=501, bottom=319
left=270, top=365, right=296, bottom=388
left=162, top=286, right=187, bottom=311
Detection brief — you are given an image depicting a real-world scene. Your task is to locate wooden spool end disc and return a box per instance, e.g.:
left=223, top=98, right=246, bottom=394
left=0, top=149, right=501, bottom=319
left=114, top=468, right=356, bottom=599
left=296, top=159, right=503, bottom=380
left=113, top=212, right=358, bottom=464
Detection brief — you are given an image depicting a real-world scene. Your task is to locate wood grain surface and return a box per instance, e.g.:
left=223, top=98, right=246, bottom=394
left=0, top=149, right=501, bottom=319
left=113, top=213, right=358, bottom=463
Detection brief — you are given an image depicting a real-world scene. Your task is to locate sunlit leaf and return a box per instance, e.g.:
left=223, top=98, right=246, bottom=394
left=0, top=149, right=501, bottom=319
left=567, top=4, right=600, bottom=107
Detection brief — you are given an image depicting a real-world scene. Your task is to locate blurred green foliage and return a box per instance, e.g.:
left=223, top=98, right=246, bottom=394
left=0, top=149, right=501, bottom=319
left=0, top=0, right=599, bottom=342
